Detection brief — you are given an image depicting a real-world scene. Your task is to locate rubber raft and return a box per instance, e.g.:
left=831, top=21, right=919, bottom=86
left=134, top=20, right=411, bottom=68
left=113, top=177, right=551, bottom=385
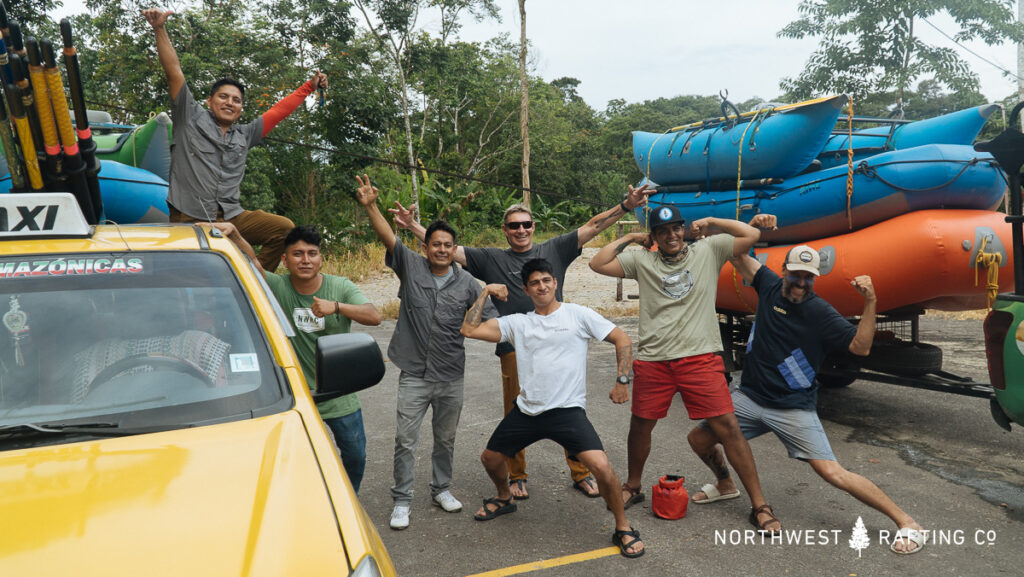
left=93, top=112, right=172, bottom=182
left=639, top=144, right=1007, bottom=244
left=633, top=95, right=848, bottom=186
left=715, top=209, right=1015, bottom=316
left=816, top=104, right=1000, bottom=170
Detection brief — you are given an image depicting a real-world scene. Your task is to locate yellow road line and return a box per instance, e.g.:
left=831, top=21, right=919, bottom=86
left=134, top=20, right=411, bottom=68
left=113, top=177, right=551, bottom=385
left=463, top=547, right=620, bottom=577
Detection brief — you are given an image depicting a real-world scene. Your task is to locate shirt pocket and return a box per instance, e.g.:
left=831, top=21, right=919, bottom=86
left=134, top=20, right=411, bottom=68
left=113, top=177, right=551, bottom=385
left=222, top=142, right=248, bottom=173
left=435, top=291, right=467, bottom=325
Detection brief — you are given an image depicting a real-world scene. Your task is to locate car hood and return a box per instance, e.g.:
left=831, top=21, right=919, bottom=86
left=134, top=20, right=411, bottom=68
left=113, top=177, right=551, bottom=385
left=0, top=412, right=350, bottom=576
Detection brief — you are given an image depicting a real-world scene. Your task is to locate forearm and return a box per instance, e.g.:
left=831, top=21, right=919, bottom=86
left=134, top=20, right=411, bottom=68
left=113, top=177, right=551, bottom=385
left=261, top=80, right=315, bottom=136
left=727, top=253, right=761, bottom=284
left=364, top=202, right=397, bottom=252
left=577, top=202, right=629, bottom=246
left=462, top=289, right=490, bottom=331
left=849, top=299, right=877, bottom=356
left=339, top=302, right=382, bottom=326
left=153, top=26, right=184, bottom=99
left=706, top=217, right=760, bottom=256
left=614, top=337, right=632, bottom=378
left=589, top=234, right=636, bottom=276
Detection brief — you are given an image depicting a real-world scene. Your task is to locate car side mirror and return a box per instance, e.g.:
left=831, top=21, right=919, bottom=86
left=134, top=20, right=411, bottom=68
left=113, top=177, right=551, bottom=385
left=313, top=332, right=385, bottom=402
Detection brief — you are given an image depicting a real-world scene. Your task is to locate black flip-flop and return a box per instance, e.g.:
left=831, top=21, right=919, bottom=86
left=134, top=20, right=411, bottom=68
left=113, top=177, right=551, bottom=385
left=612, top=527, right=645, bottom=558
left=572, top=475, right=601, bottom=498
left=508, top=478, right=529, bottom=500
left=474, top=497, right=517, bottom=521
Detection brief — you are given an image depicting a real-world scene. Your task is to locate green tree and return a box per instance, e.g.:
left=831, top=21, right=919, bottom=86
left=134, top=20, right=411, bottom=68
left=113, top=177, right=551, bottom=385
left=779, top=0, right=1024, bottom=107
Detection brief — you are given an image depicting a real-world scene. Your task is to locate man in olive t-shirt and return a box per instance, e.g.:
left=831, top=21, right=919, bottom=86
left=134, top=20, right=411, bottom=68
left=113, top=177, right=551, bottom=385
left=264, top=226, right=382, bottom=493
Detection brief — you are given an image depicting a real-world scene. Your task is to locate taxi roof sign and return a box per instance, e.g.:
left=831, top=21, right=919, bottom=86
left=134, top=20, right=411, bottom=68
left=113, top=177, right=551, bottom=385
left=0, top=193, right=92, bottom=238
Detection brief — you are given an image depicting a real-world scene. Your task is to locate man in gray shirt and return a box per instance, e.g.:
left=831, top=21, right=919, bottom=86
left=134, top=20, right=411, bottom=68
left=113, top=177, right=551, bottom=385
left=144, top=8, right=325, bottom=270
left=356, top=175, right=495, bottom=531
left=391, top=185, right=650, bottom=501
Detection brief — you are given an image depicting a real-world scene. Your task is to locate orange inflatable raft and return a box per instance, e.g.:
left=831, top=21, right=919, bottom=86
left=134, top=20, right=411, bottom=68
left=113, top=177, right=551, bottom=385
left=716, top=209, right=1015, bottom=316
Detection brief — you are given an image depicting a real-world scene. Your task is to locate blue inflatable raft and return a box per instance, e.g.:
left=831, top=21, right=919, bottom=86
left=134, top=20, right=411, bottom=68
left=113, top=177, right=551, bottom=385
left=639, top=144, right=1007, bottom=244
left=816, top=104, right=1000, bottom=170
left=0, top=160, right=169, bottom=224
left=633, top=95, right=848, bottom=186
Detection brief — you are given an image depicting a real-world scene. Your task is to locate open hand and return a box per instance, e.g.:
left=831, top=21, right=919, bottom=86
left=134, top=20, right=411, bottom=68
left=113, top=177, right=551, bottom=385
left=388, top=201, right=416, bottom=229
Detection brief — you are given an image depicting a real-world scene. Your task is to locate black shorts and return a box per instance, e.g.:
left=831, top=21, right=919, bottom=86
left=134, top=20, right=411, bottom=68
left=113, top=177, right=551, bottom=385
left=486, top=405, right=604, bottom=459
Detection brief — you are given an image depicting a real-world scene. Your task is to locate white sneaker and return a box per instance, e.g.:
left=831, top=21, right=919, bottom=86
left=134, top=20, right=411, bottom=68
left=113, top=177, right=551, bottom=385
left=390, top=505, right=410, bottom=530
left=432, top=490, right=463, bottom=513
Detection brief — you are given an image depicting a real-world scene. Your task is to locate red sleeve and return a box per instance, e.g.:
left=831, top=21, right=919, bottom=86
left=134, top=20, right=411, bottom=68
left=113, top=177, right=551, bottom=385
left=261, top=80, right=315, bottom=136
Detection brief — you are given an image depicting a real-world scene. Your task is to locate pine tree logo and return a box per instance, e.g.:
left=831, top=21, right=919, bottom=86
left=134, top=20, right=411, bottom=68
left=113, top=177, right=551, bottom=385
left=849, top=516, right=870, bottom=557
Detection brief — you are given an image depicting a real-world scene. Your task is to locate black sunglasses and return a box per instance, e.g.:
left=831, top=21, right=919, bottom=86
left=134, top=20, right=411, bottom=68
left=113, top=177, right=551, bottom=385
left=505, top=221, right=534, bottom=230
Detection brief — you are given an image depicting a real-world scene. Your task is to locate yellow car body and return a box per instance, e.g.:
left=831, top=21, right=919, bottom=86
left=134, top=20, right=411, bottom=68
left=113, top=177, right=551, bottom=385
left=0, top=194, right=394, bottom=576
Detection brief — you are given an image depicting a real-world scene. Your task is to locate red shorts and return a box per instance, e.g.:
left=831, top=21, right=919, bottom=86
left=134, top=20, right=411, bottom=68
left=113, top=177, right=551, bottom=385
left=632, top=353, right=733, bottom=420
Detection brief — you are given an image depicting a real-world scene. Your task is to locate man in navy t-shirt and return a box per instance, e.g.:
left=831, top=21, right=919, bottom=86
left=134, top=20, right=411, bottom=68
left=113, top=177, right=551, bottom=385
left=687, top=243, right=926, bottom=555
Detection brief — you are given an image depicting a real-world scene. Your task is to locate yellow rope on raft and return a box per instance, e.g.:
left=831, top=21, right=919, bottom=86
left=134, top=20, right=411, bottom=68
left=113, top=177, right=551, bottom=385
left=845, top=97, right=855, bottom=230
left=730, top=110, right=762, bottom=314
left=974, top=235, right=1002, bottom=309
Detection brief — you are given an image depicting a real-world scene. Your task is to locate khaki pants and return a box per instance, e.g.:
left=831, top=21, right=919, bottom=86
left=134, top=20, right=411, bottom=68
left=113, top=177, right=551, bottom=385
left=500, top=351, right=592, bottom=483
left=169, top=205, right=294, bottom=270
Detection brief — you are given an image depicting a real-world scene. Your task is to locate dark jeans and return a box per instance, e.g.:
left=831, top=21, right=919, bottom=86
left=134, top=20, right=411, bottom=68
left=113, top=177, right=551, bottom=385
left=324, top=409, right=367, bottom=493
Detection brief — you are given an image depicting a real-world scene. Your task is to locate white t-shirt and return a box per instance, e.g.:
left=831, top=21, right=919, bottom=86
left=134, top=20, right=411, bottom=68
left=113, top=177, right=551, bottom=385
left=498, top=303, right=616, bottom=415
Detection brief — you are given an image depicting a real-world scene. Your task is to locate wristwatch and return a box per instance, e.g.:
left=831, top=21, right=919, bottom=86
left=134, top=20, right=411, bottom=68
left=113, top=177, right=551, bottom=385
left=616, top=375, right=631, bottom=385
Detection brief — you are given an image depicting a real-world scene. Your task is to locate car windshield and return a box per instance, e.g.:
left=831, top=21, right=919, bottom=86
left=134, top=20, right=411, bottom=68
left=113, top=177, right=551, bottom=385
left=0, top=251, right=286, bottom=444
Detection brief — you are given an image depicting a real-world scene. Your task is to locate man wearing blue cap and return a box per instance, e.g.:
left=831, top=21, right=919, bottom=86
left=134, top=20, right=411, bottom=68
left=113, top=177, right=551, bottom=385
left=590, top=207, right=781, bottom=534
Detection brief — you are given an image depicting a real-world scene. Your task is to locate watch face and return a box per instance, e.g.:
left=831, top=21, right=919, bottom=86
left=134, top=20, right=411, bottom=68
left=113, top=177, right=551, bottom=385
left=617, top=375, right=630, bottom=384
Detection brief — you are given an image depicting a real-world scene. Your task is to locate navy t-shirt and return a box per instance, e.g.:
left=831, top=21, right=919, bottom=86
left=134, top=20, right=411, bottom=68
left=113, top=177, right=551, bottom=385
left=739, top=267, right=858, bottom=410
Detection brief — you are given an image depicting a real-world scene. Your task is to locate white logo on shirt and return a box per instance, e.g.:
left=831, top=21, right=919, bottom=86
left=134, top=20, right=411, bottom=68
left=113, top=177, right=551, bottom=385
left=661, top=270, right=694, bottom=299
left=293, top=308, right=325, bottom=333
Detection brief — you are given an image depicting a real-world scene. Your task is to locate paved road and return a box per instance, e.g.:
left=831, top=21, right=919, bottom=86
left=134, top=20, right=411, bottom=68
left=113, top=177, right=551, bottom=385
left=352, top=314, right=1024, bottom=577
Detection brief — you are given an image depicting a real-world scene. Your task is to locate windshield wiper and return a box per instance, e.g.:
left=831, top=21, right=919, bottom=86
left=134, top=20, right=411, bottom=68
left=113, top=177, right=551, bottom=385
left=0, top=421, right=187, bottom=438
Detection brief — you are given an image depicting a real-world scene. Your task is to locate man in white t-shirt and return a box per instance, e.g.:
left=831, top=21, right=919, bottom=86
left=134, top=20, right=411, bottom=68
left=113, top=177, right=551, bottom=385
left=460, top=258, right=645, bottom=558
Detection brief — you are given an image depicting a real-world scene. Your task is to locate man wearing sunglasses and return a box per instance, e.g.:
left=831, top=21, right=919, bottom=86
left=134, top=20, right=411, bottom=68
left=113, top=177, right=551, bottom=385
left=686, top=244, right=925, bottom=554
left=391, top=185, right=650, bottom=500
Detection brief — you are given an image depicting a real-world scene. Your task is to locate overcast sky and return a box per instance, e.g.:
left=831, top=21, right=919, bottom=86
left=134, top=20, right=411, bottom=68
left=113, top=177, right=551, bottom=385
left=53, top=0, right=1023, bottom=110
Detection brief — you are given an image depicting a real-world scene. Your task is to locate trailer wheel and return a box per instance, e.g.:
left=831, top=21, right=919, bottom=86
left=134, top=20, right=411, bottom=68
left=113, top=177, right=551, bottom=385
left=816, top=356, right=860, bottom=388
left=863, top=340, right=942, bottom=377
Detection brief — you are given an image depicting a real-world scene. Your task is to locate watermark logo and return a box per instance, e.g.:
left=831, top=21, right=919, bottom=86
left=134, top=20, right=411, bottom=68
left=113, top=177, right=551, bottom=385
left=849, top=516, right=869, bottom=557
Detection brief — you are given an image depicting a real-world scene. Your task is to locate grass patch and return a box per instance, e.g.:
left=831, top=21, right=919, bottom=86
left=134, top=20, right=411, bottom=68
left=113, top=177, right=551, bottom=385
left=322, top=242, right=389, bottom=282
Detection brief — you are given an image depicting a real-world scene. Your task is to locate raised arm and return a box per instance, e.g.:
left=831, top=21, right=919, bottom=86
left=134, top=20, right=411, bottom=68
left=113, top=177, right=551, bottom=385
left=847, top=275, right=877, bottom=356
left=727, top=253, right=762, bottom=284
left=604, top=327, right=633, bottom=404
left=355, top=174, right=397, bottom=252
left=142, top=8, right=184, bottom=101
left=575, top=184, right=650, bottom=247
left=460, top=284, right=507, bottom=342
left=261, top=71, right=327, bottom=136
left=690, top=217, right=761, bottom=257
left=390, top=201, right=467, bottom=266
left=589, top=231, right=649, bottom=278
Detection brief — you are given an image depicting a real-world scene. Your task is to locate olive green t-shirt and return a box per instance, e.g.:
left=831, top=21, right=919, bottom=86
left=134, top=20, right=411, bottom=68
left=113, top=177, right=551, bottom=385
left=616, top=234, right=733, bottom=361
left=264, top=271, right=369, bottom=419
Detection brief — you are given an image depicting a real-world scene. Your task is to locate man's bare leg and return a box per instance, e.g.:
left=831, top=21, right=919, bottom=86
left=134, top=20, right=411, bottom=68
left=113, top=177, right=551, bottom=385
left=576, top=449, right=644, bottom=556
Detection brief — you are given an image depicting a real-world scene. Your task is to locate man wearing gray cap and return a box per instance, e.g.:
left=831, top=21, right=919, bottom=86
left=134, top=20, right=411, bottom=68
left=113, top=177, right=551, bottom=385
left=590, top=206, right=781, bottom=534
left=687, top=244, right=925, bottom=554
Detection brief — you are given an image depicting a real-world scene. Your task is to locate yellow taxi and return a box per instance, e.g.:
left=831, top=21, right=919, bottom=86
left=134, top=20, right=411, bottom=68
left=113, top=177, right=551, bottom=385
left=0, top=193, right=395, bottom=576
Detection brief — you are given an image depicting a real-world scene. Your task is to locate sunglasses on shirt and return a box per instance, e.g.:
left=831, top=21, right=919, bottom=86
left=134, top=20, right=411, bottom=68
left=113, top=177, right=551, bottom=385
left=505, top=221, right=534, bottom=230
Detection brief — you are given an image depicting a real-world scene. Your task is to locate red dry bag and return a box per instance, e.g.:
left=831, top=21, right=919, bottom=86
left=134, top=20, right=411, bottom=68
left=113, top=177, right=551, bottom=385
left=652, top=474, right=689, bottom=520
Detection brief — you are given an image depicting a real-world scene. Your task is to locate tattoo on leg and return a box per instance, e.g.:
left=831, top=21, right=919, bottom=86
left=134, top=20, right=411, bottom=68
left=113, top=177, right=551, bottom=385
left=700, top=446, right=730, bottom=480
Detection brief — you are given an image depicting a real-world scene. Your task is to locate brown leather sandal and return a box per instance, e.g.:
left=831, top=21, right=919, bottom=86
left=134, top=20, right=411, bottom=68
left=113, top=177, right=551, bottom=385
left=749, top=503, right=781, bottom=534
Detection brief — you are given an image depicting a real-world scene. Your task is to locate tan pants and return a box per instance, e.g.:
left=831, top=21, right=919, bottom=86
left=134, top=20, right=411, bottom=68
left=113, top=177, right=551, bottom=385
left=500, top=351, right=592, bottom=483
left=169, top=205, right=294, bottom=271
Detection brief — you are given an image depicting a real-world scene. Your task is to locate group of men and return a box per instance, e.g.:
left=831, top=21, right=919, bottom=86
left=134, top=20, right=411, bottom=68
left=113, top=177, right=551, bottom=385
left=145, top=6, right=926, bottom=559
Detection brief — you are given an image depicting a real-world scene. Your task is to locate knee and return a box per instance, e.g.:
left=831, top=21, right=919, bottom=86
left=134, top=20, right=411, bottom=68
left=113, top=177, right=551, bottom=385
left=481, top=450, right=504, bottom=470
left=812, top=461, right=848, bottom=487
left=687, top=426, right=714, bottom=451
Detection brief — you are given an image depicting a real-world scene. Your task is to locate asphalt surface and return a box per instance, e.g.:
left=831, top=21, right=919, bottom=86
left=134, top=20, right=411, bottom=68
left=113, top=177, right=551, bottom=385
left=352, top=313, right=1024, bottom=577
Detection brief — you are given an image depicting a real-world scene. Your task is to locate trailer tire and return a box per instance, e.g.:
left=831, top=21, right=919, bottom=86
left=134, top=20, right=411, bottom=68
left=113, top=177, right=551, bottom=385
left=863, top=340, right=942, bottom=377
left=816, top=355, right=860, bottom=388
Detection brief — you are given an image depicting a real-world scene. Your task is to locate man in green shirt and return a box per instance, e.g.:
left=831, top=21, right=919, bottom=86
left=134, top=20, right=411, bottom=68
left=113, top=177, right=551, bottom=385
left=264, top=225, right=382, bottom=492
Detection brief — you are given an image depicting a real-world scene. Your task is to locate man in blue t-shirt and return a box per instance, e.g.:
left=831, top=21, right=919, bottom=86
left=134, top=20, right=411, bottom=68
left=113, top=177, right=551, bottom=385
left=687, top=243, right=926, bottom=555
